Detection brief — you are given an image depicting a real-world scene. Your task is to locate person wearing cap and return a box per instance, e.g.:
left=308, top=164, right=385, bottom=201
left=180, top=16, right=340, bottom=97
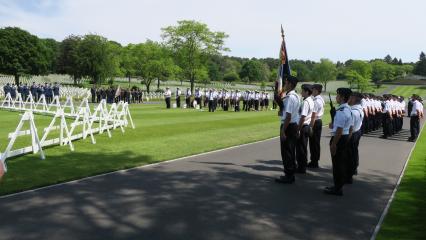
left=234, top=90, right=241, bottom=112
left=275, top=76, right=300, bottom=184
left=324, top=88, right=352, bottom=196
left=296, top=84, right=314, bottom=173
left=361, top=94, right=369, bottom=134
left=308, top=84, right=325, bottom=168
left=164, top=87, right=171, bottom=109
left=348, top=92, right=364, bottom=181
left=409, top=95, right=424, bottom=142
left=175, top=87, right=182, bottom=108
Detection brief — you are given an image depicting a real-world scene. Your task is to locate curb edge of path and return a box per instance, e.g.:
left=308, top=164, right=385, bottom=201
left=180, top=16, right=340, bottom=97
left=370, top=119, right=426, bottom=240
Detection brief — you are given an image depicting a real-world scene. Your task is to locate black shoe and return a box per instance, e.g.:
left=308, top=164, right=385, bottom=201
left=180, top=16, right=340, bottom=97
left=275, top=175, right=295, bottom=184
left=296, top=168, right=306, bottom=174
left=307, top=162, right=319, bottom=168
left=323, top=186, right=343, bottom=196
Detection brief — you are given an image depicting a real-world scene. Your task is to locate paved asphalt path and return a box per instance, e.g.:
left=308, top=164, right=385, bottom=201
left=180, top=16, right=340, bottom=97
left=0, top=117, right=421, bottom=240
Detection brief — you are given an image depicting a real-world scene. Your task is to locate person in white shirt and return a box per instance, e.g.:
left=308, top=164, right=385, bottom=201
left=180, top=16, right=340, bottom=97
left=324, top=88, right=353, bottom=196
left=409, top=95, right=424, bottom=141
left=195, top=88, right=202, bottom=109
left=234, top=90, right=241, bottom=112
left=382, top=94, right=393, bottom=138
left=361, top=95, right=369, bottom=134
left=348, top=92, right=364, bottom=181
left=265, top=92, right=270, bottom=110
left=164, top=87, right=172, bottom=109
left=275, top=76, right=300, bottom=184
left=308, top=84, right=325, bottom=168
left=175, top=87, right=182, bottom=108
left=296, top=84, right=314, bottom=173
left=185, top=88, right=192, bottom=108
left=208, top=89, right=215, bottom=112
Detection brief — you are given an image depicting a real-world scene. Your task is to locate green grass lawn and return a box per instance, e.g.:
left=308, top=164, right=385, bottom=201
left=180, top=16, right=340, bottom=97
left=0, top=102, right=331, bottom=196
left=377, top=123, right=426, bottom=239
left=390, top=85, right=426, bottom=98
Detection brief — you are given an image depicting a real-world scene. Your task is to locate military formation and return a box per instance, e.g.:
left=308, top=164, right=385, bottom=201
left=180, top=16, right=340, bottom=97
left=164, top=87, right=272, bottom=112
left=274, top=76, right=424, bottom=196
left=90, top=86, right=143, bottom=104
left=2, top=82, right=60, bottom=103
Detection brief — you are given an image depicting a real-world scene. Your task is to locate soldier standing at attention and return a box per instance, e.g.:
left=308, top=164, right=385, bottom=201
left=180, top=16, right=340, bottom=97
left=308, top=84, right=325, bottom=168
left=164, top=87, right=171, bottom=109
left=348, top=92, right=364, bottom=181
left=175, top=87, right=181, bottom=108
left=275, top=76, right=300, bottom=184
left=185, top=88, right=191, bottom=108
left=409, top=95, right=424, bottom=142
left=324, top=88, right=352, bottom=196
left=296, top=84, right=314, bottom=173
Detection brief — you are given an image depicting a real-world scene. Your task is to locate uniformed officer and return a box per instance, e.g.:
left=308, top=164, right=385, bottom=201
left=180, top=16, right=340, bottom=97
left=308, top=84, right=325, bottom=168
left=185, top=88, right=191, bottom=108
left=3, top=83, right=11, bottom=96
left=195, top=88, right=202, bottom=109
left=296, top=84, right=314, bottom=173
left=324, top=88, right=352, bottom=196
left=382, top=94, right=393, bottom=139
left=275, top=76, right=300, bottom=184
left=164, top=87, right=171, bottom=109
left=348, top=92, right=364, bottom=181
left=409, top=95, right=424, bottom=142
left=175, top=87, right=181, bottom=108
left=10, top=84, right=16, bottom=99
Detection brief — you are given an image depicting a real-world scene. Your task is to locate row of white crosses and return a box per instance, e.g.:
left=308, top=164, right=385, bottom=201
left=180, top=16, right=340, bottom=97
left=0, top=97, right=135, bottom=174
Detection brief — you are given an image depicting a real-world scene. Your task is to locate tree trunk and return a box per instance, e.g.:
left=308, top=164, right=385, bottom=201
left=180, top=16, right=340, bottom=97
left=128, top=75, right=131, bottom=88
left=157, top=78, right=160, bottom=90
left=145, top=80, right=151, bottom=93
left=190, top=77, right=194, bottom=94
left=324, top=82, right=327, bottom=93
left=14, top=74, right=20, bottom=86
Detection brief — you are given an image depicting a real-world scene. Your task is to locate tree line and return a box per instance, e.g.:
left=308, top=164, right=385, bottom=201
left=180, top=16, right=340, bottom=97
left=1, top=21, right=426, bottom=93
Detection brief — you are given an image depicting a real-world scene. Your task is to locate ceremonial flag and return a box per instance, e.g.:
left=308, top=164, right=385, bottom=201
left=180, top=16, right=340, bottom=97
left=115, top=86, right=121, bottom=98
left=276, top=25, right=291, bottom=94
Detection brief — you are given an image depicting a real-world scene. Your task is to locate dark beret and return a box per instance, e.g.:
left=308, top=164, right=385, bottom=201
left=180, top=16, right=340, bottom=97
left=312, top=84, right=323, bottom=91
left=285, top=75, right=298, bottom=85
left=336, top=88, right=352, bottom=98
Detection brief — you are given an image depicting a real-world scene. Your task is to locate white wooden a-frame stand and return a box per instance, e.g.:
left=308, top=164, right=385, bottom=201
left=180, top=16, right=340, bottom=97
left=40, top=109, right=74, bottom=151
left=63, top=96, right=75, bottom=115
left=25, top=93, right=36, bottom=111
left=35, top=94, right=48, bottom=112
left=1, top=93, right=12, bottom=108
left=0, top=111, right=45, bottom=172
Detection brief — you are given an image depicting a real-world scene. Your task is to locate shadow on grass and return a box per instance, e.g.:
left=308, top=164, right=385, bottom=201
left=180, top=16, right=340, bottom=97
left=0, top=151, right=397, bottom=240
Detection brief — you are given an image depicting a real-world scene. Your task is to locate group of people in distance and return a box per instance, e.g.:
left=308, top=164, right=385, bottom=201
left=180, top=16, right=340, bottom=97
left=274, top=76, right=424, bottom=196
left=90, top=86, right=143, bottom=104
left=2, top=82, right=60, bottom=103
left=163, top=87, right=273, bottom=112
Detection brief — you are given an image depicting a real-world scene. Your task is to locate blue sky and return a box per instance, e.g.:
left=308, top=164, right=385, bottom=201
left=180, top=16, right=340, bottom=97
left=0, top=0, right=425, bottom=62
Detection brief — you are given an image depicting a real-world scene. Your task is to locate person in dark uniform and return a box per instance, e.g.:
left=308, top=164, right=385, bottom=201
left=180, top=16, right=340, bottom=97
left=275, top=76, right=300, bottom=184
left=53, top=82, right=60, bottom=97
left=22, top=83, right=29, bottom=100
left=308, top=84, right=325, bottom=168
left=91, top=86, right=96, bottom=103
left=407, top=96, right=413, bottom=117
left=3, top=83, right=11, bottom=96
left=10, top=84, right=16, bottom=99
left=30, top=82, right=37, bottom=100
left=17, top=82, right=23, bottom=97
left=185, top=88, right=191, bottom=108
left=324, top=88, right=352, bottom=196
left=175, top=87, right=181, bottom=108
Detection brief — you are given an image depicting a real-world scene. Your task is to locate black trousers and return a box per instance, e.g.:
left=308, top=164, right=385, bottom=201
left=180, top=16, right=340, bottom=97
left=330, top=135, right=349, bottom=190
left=209, top=100, right=214, bottom=112
left=348, top=130, right=362, bottom=178
left=296, top=125, right=310, bottom=170
left=382, top=114, right=392, bottom=137
left=186, top=97, right=190, bottom=108
left=235, top=101, right=240, bottom=112
left=410, top=116, right=420, bottom=140
left=309, top=119, right=323, bottom=163
left=165, top=98, right=171, bottom=109
left=176, top=97, right=181, bottom=108
left=196, top=97, right=202, bottom=108
left=280, top=123, right=298, bottom=176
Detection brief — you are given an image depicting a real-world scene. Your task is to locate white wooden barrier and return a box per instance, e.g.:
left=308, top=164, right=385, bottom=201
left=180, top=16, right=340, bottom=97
left=0, top=111, right=45, bottom=172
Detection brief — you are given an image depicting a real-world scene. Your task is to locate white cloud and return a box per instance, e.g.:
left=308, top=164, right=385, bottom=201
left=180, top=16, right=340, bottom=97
left=0, top=0, right=425, bottom=62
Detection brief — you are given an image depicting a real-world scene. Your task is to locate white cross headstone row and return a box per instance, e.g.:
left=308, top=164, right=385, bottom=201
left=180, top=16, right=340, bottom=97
left=0, top=98, right=135, bottom=173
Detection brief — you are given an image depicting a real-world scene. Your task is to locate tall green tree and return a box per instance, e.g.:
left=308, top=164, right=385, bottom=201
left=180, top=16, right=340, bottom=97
left=0, top=27, right=49, bottom=84
left=345, top=60, right=372, bottom=92
left=76, top=34, right=117, bottom=84
left=161, top=20, right=229, bottom=93
left=239, top=60, right=270, bottom=83
left=132, top=41, right=178, bottom=93
left=57, top=35, right=83, bottom=84
left=371, top=60, right=394, bottom=87
left=413, top=51, right=426, bottom=76
left=311, top=58, right=337, bottom=92
left=40, top=38, right=60, bottom=74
